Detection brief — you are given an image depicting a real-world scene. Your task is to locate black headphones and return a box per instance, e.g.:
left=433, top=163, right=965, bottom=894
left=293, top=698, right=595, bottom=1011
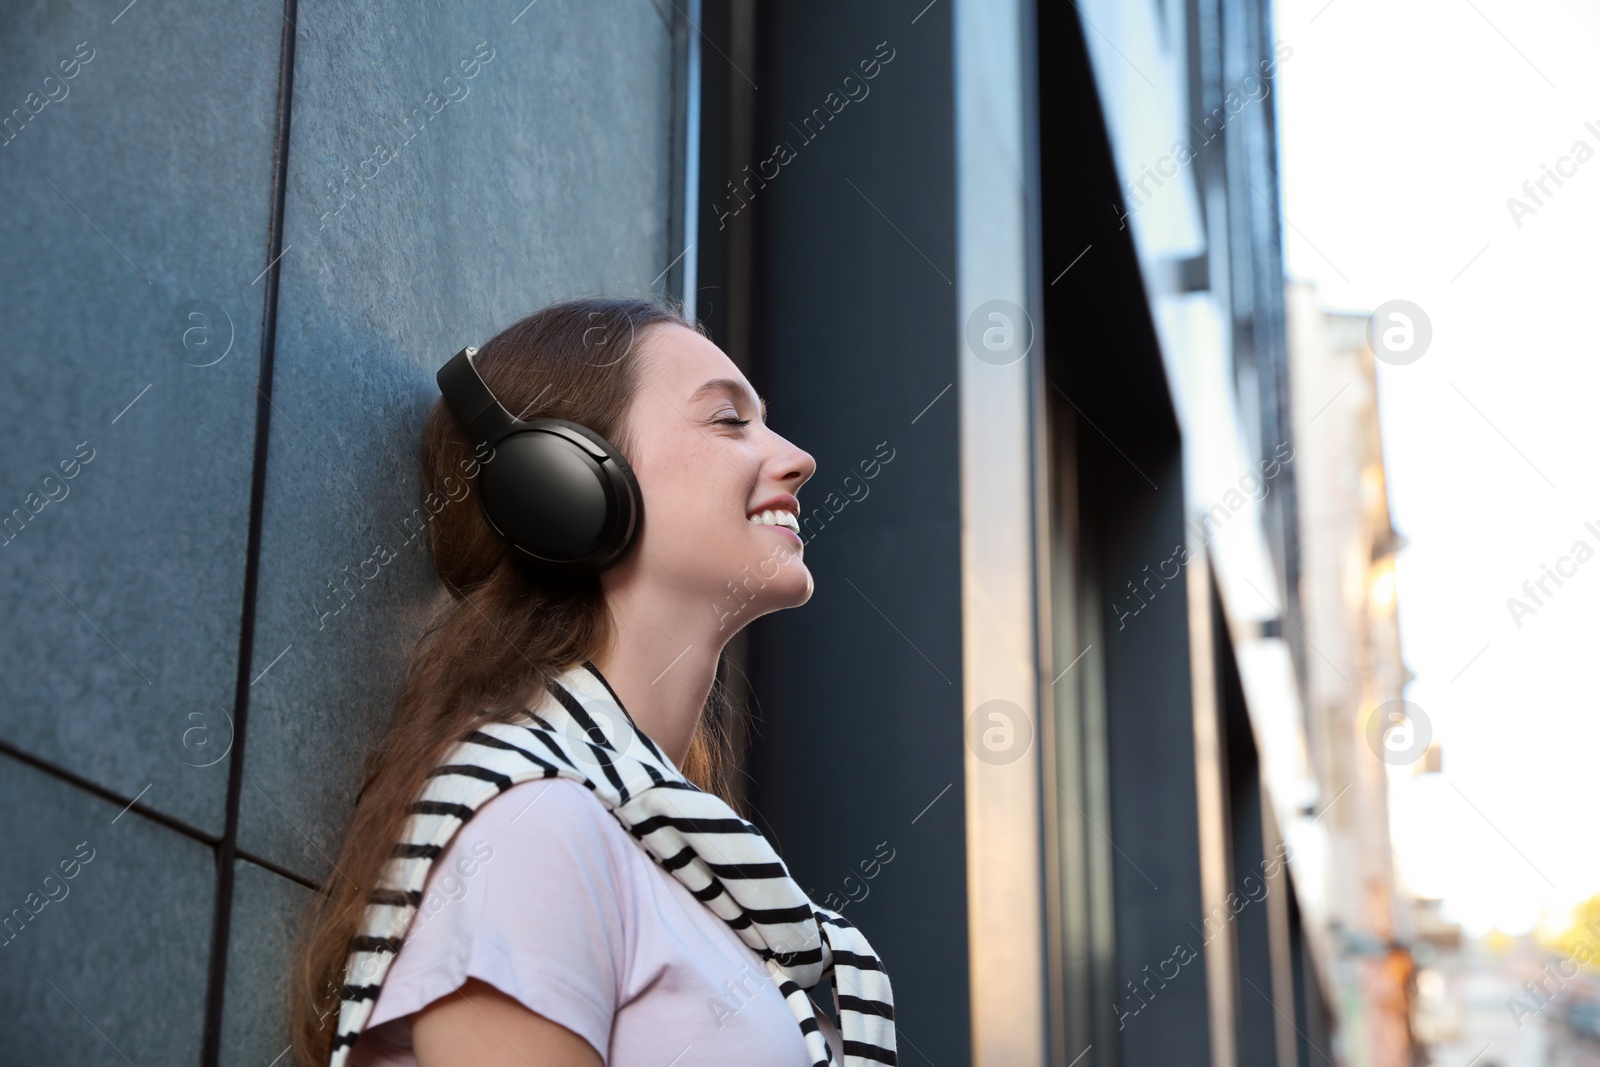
left=435, top=346, right=643, bottom=574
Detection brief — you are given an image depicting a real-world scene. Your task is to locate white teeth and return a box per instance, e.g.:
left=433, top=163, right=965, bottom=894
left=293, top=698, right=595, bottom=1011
left=748, top=509, right=800, bottom=533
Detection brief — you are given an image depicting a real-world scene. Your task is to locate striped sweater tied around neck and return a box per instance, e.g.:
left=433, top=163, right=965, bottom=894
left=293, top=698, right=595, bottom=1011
left=327, top=659, right=897, bottom=1066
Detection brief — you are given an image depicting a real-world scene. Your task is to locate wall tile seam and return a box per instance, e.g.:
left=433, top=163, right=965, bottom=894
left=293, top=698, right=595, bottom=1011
left=0, top=740, right=318, bottom=887
left=202, top=2, right=302, bottom=1063
left=0, top=739, right=321, bottom=889
left=0, top=739, right=219, bottom=846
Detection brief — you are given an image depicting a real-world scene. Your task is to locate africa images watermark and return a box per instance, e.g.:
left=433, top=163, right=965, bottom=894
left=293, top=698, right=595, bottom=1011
left=1115, top=840, right=1293, bottom=1029
left=1, top=40, right=96, bottom=150
left=710, top=40, right=897, bottom=231
left=1, top=440, right=97, bottom=548
left=310, top=439, right=498, bottom=631
left=706, top=956, right=782, bottom=1031
left=1116, top=40, right=1293, bottom=229
left=712, top=439, right=897, bottom=632
left=178, top=438, right=500, bottom=771
left=1113, top=442, right=1295, bottom=630
left=1505, top=918, right=1600, bottom=1029
left=312, top=837, right=495, bottom=1035
left=808, top=840, right=896, bottom=914
left=1503, top=516, right=1600, bottom=630
left=316, top=41, right=497, bottom=232
left=1, top=841, right=96, bottom=949
left=1505, top=117, right=1600, bottom=230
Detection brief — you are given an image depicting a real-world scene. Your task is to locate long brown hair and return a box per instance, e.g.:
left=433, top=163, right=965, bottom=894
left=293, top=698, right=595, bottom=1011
left=289, top=296, right=737, bottom=1066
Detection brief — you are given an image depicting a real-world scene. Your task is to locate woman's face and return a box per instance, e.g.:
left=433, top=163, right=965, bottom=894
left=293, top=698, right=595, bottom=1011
left=608, top=323, right=817, bottom=629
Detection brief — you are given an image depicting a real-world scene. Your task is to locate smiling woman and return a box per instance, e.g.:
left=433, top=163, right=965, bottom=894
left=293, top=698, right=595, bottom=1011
left=289, top=297, right=896, bottom=1067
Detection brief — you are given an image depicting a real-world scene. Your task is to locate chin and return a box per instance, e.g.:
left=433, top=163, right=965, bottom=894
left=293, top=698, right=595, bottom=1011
left=751, top=556, right=813, bottom=611
left=777, top=574, right=813, bottom=608
left=754, top=563, right=809, bottom=598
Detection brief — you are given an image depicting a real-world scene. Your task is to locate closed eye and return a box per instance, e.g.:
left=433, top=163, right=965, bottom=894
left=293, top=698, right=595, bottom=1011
left=716, top=417, right=751, bottom=427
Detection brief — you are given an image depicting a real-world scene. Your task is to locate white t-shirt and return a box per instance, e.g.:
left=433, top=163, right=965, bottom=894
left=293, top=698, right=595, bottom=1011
left=347, top=776, right=843, bottom=1066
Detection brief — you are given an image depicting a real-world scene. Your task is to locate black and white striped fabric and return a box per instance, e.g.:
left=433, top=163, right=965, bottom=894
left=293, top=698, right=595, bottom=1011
left=327, top=659, right=896, bottom=1066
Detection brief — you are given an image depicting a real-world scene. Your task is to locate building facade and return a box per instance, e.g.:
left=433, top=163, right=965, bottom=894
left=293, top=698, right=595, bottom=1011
left=0, top=1, right=1403, bottom=1064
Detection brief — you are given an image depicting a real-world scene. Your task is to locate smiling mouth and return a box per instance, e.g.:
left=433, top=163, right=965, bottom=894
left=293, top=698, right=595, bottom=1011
left=747, top=509, right=802, bottom=535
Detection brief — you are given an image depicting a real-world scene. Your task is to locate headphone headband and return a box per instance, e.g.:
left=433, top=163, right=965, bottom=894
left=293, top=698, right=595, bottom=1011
left=436, top=347, right=520, bottom=446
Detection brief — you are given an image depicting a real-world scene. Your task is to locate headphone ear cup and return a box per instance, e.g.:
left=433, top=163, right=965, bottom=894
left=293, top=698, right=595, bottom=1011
left=476, top=421, right=641, bottom=573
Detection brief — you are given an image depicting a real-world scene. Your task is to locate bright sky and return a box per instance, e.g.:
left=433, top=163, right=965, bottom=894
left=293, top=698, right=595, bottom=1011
left=1274, top=0, right=1600, bottom=935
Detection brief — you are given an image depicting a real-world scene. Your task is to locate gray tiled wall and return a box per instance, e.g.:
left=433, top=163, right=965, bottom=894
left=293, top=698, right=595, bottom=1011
left=235, top=0, right=677, bottom=883
left=219, top=860, right=316, bottom=1067
left=1, top=0, right=682, bottom=1061
left=0, top=753, right=217, bottom=1066
left=0, top=0, right=282, bottom=838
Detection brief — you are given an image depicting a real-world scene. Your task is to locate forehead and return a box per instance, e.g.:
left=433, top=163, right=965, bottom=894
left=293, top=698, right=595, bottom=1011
left=641, top=324, right=764, bottom=414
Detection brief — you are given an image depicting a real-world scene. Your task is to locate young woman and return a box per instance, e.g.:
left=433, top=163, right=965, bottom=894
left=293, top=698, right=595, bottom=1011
left=289, top=298, right=896, bottom=1066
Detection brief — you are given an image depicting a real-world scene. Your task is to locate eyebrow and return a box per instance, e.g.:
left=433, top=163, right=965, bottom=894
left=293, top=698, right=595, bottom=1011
left=689, top=377, right=768, bottom=422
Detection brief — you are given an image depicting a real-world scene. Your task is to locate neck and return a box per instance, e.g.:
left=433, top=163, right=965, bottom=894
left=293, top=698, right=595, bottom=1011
left=589, top=587, right=730, bottom=770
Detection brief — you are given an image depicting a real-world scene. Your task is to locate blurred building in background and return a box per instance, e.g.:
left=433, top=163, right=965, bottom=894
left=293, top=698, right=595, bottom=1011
left=0, top=0, right=1420, bottom=1064
left=1287, top=280, right=1417, bottom=1065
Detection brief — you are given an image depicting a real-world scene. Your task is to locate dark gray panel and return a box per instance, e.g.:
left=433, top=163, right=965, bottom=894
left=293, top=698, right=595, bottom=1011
left=0, top=754, right=214, bottom=1065
left=744, top=1, right=972, bottom=1060
left=0, top=0, right=283, bottom=834
left=237, top=1, right=677, bottom=878
left=1095, top=448, right=1215, bottom=1061
left=219, top=861, right=316, bottom=1067
left=1223, top=611, right=1279, bottom=1067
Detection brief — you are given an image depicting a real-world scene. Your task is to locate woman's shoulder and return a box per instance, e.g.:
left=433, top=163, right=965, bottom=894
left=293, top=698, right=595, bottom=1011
left=374, top=775, right=629, bottom=952
left=362, top=776, right=639, bottom=1051
left=469, top=773, right=613, bottom=830
left=452, top=774, right=635, bottom=875
left=400, top=776, right=636, bottom=946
